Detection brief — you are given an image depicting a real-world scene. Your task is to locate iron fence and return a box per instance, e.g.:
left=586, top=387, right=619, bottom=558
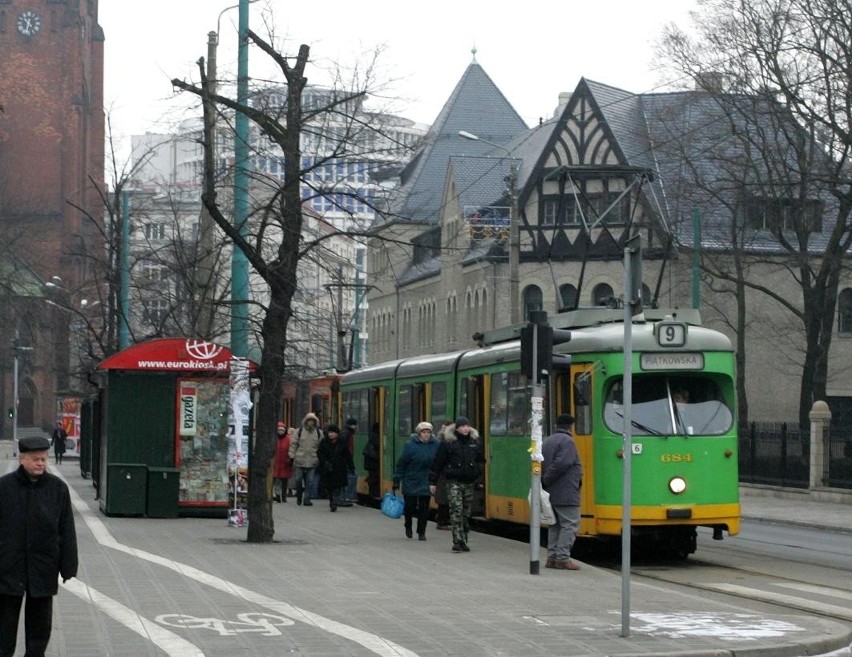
left=738, top=422, right=852, bottom=490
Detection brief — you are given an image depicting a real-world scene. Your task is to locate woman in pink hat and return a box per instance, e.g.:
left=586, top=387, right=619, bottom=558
left=272, top=422, right=293, bottom=502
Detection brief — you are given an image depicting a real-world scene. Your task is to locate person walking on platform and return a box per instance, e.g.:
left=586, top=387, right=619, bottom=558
left=393, top=421, right=439, bottom=541
left=272, top=422, right=293, bottom=503
left=434, top=420, right=453, bottom=530
left=429, top=417, right=485, bottom=553
left=289, top=412, right=323, bottom=506
left=541, top=413, right=583, bottom=571
left=0, top=436, right=78, bottom=657
left=50, top=422, right=67, bottom=465
left=317, top=424, right=355, bottom=512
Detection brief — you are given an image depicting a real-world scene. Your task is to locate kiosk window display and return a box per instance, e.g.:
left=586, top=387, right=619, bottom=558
left=177, top=379, right=231, bottom=506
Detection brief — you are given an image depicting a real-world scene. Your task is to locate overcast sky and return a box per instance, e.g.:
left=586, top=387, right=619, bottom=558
left=99, top=0, right=699, bottom=163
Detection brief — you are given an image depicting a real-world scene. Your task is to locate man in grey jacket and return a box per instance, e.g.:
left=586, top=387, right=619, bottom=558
left=541, top=414, right=583, bottom=570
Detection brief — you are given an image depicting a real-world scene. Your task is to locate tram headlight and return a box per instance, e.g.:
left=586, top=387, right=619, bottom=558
left=668, top=477, right=687, bottom=495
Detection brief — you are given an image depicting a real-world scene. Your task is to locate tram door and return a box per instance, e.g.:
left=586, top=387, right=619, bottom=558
left=365, top=385, right=385, bottom=498
left=562, top=364, right=596, bottom=536
left=458, top=374, right=486, bottom=516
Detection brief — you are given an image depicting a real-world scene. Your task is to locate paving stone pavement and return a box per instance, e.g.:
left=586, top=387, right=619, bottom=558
left=1, top=450, right=850, bottom=657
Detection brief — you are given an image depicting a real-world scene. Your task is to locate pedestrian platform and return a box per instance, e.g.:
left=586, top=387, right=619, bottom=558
left=3, top=454, right=851, bottom=657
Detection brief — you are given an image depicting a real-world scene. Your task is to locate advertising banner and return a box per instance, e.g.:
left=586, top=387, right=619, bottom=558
left=56, top=396, right=82, bottom=458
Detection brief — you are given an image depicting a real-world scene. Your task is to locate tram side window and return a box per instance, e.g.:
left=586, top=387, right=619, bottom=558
left=489, top=372, right=528, bottom=436
left=343, top=389, right=367, bottom=426
left=431, top=381, right=447, bottom=428
left=573, top=372, right=592, bottom=435
left=398, top=385, right=414, bottom=436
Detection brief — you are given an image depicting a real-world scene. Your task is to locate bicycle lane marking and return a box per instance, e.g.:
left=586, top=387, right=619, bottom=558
left=62, top=578, right=205, bottom=656
left=65, top=480, right=420, bottom=657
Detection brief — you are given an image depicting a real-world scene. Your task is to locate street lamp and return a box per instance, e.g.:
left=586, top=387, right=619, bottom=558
left=10, top=333, right=33, bottom=456
left=458, top=131, right=521, bottom=324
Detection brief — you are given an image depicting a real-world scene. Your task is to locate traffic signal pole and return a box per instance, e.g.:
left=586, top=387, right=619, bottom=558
left=528, top=320, right=544, bottom=575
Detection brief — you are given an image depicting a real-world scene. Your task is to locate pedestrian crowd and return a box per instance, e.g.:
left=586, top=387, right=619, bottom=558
left=270, top=410, right=582, bottom=564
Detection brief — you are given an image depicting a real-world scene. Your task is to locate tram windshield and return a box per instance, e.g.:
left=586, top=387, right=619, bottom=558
left=603, top=375, right=733, bottom=436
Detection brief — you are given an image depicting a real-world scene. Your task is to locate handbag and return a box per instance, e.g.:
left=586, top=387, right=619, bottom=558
left=380, top=492, right=404, bottom=519
left=529, top=488, right=557, bottom=525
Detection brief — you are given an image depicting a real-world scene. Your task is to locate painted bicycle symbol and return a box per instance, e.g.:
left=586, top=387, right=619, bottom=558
left=156, top=612, right=294, bottom=636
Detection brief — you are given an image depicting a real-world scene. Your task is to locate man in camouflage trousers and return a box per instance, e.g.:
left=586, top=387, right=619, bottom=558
left=429, top=417, right=485, bottom=552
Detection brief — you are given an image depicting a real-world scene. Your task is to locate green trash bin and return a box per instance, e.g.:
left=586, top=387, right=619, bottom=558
left=146, top=467, right=180, bottom=518
left=102, top=463, right=147, bottom=516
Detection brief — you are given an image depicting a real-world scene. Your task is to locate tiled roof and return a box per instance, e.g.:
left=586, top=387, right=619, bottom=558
left=377, top=63, right=528, bottom=228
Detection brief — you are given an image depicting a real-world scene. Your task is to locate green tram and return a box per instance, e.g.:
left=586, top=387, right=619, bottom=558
left=341, top=307, right=740, bottom=556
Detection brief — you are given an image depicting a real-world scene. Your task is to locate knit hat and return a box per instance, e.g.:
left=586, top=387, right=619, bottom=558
left=346, top=417, right=358, bottom=427
left=415, top=421, right=433, bottom=433
left=276, top=421, right=287, bottom=431
left=454, top=417, right=471, bottom=428
left=326, top=424, right=340, bottom=434
left=556, top=413, right=575, bottom=428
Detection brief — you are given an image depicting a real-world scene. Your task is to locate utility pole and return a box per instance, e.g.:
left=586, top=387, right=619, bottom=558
left=230, top=0, right=251, bottom=358
left=119, top=190, right=131, bottom=350
left=458, top=131, right=522, bottom=324
left=195, top=28, right=219, bottom=339
left=11, top=333, right=33, bottom=455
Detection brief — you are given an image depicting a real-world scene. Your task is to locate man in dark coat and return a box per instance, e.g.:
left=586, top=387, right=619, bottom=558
left=317, top=425, right=355, bottom=512
left=51, top=422, right=68, bottom=465
left=0, top=435, right=78, bottom=657
left=541, top=413, right=583, bottom=571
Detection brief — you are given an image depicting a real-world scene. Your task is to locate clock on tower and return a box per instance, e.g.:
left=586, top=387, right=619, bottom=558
left=16, top=9, right=42, bottom=36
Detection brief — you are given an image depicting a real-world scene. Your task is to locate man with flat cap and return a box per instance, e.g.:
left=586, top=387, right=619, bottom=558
left=541, top=414, right=583, bottom=570
left=0, top=435, right=78, bottom=657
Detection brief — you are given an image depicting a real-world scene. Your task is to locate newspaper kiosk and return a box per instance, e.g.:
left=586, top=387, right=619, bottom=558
left=95, top=338, right=256, bottom=518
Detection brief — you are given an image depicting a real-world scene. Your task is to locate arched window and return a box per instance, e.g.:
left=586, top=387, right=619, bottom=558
left=559, top=284, right=577, bottom=311
left=523, top=285, right=543, bottom=320
left=839, top=288, right=852, bottom=334
left=593, top=283, right=615, bottom=307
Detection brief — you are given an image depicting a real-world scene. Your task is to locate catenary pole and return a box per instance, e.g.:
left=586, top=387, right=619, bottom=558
left=230, top=0, right=250, bottom=357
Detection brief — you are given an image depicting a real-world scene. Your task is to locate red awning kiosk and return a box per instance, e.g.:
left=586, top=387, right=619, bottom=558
left=94, top=338, right=257, bottom=518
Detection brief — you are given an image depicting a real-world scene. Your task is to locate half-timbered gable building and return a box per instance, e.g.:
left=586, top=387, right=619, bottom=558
left=367, top=60, right=852, bottom=422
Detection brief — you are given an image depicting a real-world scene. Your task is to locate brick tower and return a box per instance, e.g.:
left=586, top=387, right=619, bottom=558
left=0, top=0, right=104, bottom=284
left=0, top=1, right=104, bottom=434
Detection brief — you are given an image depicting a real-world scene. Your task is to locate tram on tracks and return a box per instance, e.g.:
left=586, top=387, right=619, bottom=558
left=339, top=307, right=740, bottom=557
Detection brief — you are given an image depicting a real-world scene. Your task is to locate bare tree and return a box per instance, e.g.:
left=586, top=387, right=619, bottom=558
left=172, top=29, right=417, bottom=541
left=660, top=0, right=852, bottom=427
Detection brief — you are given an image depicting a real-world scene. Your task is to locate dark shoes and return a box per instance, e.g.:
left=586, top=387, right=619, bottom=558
left=418, top=534, right=427, bottom=541
left=546, top=559, right=580, bottom=571
left=452, top=542, right=470, bottom=552
left=436, top=523, right=451, bottom=531
left=330, top=505, right=337, bottom=512
left=303, top=500, right=313, bottom=506
left=405, top=527, right=413, bottom=539
left=273, top=495, right=281, bottom=503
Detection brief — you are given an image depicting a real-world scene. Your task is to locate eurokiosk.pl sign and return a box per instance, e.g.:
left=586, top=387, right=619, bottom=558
left=96, top=338, right=245, bottom=372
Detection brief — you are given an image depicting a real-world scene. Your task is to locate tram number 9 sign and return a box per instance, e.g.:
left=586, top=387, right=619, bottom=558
left=655, top=320, right=687, bottom=347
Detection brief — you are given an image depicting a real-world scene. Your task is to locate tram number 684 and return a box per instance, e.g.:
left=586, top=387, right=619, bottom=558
left=660, top=453, right=693, bottom=463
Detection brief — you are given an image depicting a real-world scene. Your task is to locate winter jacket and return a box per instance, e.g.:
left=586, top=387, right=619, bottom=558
left=541, top=428, right=583, bottom=506
left=289, top=413, right=323, bottom=468
left=429, top=423, right=485, bottom=485
left=272, top=432, right=293, bottom=479
left=0, top=465, right=78, bottom=597
left=317, top=436, right=355, bottom=490
left=393, top=433, right=440, bottom=496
